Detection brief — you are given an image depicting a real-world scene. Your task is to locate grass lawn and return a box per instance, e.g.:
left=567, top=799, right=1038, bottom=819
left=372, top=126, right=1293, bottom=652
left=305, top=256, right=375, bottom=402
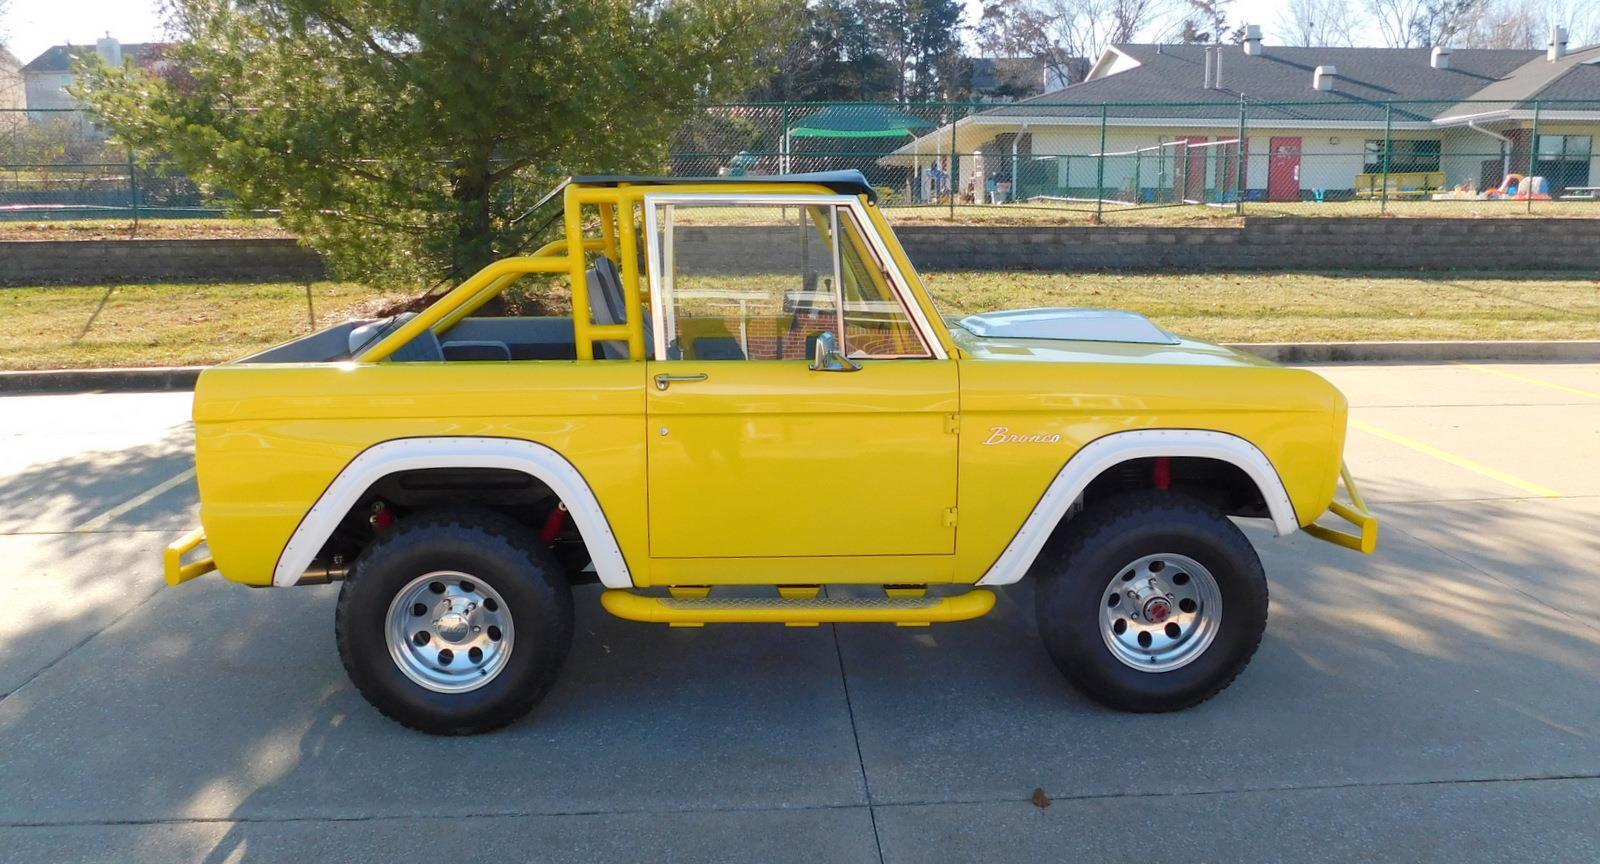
left=0, top=218, right=292, bottom=241
left=2, top=197, right=1596, bottom=240
left=924, top=271, right=1600, bottom=343
left=0, top=282, right=401, bottom=370
left=4, top=271, right=1598, bottom=370
left=630, top=198, right=1600, bottom=229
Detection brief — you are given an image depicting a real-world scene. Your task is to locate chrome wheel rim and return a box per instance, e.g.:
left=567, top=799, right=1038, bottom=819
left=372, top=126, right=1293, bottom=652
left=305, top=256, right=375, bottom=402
left=385, top=571, right=514, bottom=693
left=1099, top=553, right=1222, bottom=673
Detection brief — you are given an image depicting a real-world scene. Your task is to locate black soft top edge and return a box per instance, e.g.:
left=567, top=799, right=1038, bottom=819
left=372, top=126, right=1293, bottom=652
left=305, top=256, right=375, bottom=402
left=569, top=170, right=877, bottom=203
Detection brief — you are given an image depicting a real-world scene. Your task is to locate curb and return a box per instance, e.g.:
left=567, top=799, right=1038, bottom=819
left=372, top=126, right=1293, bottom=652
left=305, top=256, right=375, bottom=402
left=0, top=366, right=205, bottom=394
left=1224, top=340, right=1600, bottom=363
left=4, top=341, right=1600, bottom=394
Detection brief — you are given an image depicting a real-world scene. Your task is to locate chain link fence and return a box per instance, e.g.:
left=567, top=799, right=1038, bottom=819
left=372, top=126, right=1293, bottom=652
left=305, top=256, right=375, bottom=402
left=5, top=101, right=1599, bottom=222
left=0, top=109, right=232, bottom=220
left=670, top=99, right=1600, bottom=221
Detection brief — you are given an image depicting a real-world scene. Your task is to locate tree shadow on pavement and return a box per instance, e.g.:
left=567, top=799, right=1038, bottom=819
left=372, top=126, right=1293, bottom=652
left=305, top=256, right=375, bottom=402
left=0, top=470, right=1598, bottom=862
left=0, top=424, right=196, bottom=534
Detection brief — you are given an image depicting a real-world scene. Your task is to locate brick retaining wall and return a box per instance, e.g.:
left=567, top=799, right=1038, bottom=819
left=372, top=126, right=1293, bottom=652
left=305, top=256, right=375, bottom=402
left=891, top=218, right=1600, bottom=272
left=0, top=238, right=324, bottom=285
left=675, top=218, right=1600, bottom=274
left=3, top=219, right=1596, bottom=285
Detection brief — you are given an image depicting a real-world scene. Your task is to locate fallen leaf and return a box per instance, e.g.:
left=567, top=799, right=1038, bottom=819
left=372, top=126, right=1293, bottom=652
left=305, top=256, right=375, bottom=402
left=1031, top=787, right=1051, bottom=809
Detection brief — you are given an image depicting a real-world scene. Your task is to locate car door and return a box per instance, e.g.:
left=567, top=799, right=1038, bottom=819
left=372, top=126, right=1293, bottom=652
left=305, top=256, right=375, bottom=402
left=643, top=195, right=957, bottom=559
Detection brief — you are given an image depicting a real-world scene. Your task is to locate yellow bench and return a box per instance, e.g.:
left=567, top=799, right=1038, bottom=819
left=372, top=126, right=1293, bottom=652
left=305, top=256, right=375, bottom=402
left=1353, top=171, right=1445, bottom=199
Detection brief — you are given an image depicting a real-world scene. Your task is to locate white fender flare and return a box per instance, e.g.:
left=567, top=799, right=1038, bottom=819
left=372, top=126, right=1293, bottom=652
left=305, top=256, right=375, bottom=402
left=976, top=429, right=1298, bottom=586
left=273, top=437, right=633, bottom=588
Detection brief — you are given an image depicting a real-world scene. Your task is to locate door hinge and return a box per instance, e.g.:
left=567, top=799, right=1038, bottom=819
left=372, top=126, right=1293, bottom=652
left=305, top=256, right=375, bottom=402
left=944, top=413, right=960, bottom=435
left=942, top=506, right=959, bottom=528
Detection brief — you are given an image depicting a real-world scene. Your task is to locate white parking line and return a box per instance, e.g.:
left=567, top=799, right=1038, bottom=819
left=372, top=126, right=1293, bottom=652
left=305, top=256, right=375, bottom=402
left=73, top=468, right=196, bottom=533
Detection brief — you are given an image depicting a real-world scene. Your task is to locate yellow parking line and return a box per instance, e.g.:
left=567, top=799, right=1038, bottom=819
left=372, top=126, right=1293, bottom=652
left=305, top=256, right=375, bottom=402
left=74, top=467, right=197, bottom=532
left=1458, top=363, right=1600, bottom=401
left=1350, top=419, right=1561, bottom=498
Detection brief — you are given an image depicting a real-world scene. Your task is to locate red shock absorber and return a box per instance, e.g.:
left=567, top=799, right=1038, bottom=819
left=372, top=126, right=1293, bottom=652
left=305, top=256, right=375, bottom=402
left=1153, top=456, right=1172, bottom=490
left=540, top=502, right=569, bottom=544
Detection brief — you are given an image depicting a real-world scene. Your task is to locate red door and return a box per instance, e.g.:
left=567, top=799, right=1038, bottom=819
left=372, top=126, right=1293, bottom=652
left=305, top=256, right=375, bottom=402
left=1177, top=136, right=1208, bottom=201
left=1268, top=137, right=1302, bottom=202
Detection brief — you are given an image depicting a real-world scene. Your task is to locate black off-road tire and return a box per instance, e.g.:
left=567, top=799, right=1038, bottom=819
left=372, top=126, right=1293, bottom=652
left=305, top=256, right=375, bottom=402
left=335, top=509, right=574, bottom=735
left=1034, top=490, right=1268, bottom=712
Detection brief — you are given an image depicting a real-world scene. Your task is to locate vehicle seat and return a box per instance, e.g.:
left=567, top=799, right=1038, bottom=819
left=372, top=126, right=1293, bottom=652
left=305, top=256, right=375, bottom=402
left=348, top=312, right=443, bottom=362
left=588, top=257, right=643, bottom=360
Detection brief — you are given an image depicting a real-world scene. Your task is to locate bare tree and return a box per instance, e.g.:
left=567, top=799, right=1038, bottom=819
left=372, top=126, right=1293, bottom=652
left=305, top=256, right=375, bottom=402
left=980, top=0, right=1176, bottom=85
left=1280, top=0, right=1361, bottom=45
left=1541, top=0, right=1600, bottom=45
left=1459, top=0, right=1544, bottom=47
left=1365, top=0, right=1487, bottom=46
left=1415, top=0, right=1490, bottom=45
left=1366, top=0, right=1426, bottom=46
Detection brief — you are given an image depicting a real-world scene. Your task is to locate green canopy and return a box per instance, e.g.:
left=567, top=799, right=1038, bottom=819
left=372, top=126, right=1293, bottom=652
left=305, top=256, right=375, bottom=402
left=786, top=105, right=936, bottom=139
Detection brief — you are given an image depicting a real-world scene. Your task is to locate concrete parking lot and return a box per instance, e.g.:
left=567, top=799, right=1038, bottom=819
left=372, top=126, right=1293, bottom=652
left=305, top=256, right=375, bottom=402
left=2, top=362, right=1599, bottom=863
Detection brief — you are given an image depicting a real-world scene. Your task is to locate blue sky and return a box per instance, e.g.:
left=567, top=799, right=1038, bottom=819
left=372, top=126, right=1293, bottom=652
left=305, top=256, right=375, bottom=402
left=3, top=0, right=1365, bottom=67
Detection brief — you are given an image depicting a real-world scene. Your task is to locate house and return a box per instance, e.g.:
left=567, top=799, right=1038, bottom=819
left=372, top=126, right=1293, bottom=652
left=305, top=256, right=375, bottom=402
left=0, top=47, right=23, bottom=112
left=886, top=27, right=1600, bottom=203
left=21, top=36, right=171, bottom=118
left=969, top=57, right=1090, bottom=101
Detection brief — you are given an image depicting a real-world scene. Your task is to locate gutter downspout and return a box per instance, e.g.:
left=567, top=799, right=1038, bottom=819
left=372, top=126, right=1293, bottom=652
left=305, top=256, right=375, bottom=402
left=1012, top=122, right=1028, bottom=202
left=1467, top=119, right=1514, bottom=180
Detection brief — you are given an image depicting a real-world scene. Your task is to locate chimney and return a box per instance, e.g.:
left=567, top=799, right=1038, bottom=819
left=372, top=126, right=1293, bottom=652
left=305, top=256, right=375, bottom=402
left=95, top=34, right=123, bottom=68
left=1313, top=65, right=1337, bottom=91
left=1431, top=46, right=1451, bottom=69
left=1548, top=26, right=1568, bottom=61
left=1242, top=25, right=1263, bottom=56
left=1203, top=45, right=1214, bottom=88
left=1214, top=45, right=1225, bottom=89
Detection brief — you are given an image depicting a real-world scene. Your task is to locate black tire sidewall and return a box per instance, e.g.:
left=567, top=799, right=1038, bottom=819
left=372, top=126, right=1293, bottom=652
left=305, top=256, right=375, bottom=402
left=1036, top=495, right=1268, bottom=711
left=337, top=513, right=573, bottom=734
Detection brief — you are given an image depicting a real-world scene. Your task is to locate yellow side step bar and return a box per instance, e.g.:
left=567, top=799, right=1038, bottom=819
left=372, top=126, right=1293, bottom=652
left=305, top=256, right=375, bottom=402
left=164, top=526, right=218, bottom=586
left=600, top=588, right=996, bottom=627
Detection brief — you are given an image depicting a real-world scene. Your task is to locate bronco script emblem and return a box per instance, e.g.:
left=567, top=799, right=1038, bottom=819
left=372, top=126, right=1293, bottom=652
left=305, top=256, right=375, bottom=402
left=982, top=426, right=1063, bottom=446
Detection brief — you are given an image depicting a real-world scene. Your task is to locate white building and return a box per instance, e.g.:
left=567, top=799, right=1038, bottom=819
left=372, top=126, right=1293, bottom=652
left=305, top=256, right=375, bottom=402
left=888, top=29, right=1600, bottom=202
left=21, top=36, right=171, bottom=118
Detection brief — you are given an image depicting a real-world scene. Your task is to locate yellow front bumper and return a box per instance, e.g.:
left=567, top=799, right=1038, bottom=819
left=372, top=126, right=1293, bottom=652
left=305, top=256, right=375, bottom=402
left=164, top=526, right=218, bottom=586
left=1301, top=464, right=1379, bottom=554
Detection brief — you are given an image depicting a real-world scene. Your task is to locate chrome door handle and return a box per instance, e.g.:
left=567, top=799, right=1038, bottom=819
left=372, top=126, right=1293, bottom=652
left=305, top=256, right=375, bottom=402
left=654, top=372, right=708, bottom=391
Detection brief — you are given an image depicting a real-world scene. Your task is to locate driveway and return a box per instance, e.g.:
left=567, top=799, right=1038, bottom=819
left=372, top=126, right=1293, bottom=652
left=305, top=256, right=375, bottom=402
left=1, top=363, right=1598, bottom=863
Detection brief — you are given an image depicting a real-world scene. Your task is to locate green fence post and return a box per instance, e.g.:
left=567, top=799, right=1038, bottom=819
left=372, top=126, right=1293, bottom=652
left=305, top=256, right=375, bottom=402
left=1528, top=100, right=1540, bottom=214
left=127, top=147, right=140, bottom=230
left=1380, top=103, right=1392, bottom=215
left=1095, top=103, right=1108, bottom=221
left=1236, top=96, right=1247, bottom=216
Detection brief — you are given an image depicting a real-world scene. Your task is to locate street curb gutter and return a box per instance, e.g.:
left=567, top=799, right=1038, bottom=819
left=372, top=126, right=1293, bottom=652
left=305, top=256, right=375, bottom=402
left=0, top=366, right=204, bottom=394
left=4, top=341, right=1600, bottom=394
left=1225, top=340, right=1600, bottom=363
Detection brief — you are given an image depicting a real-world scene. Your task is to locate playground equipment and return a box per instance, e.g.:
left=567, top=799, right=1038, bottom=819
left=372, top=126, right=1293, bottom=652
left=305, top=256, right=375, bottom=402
left=1484, top=173, right=1551, bottom=201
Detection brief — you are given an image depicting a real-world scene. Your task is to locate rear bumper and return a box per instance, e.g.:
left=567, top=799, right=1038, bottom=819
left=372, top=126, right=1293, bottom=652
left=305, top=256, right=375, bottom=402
left=164, top=526, right=218, bottom=586
left=1301, top=464, right=1379, bottom=554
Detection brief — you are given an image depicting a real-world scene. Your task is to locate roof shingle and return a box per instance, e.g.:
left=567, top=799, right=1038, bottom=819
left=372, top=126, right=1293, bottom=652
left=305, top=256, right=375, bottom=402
left=977, top=43, right=1595, bottom=124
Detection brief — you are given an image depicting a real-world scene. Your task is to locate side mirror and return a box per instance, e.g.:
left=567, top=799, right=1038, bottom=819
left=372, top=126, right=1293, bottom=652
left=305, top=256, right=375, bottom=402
left=809, top=331, right=861, bottom=372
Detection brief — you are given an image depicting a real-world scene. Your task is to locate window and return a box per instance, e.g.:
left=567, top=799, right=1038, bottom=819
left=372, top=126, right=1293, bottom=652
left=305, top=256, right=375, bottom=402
left=838, top=216, right=931, bottom=358
left=1538, top=134, right=1592, bottom=160
left=1363, top=139, right=1441, bottom=174
left=649, top=199, right=930, bottom=361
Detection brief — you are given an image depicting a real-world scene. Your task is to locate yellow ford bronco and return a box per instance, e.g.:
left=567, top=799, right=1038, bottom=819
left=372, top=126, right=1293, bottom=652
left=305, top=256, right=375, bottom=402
left=166, top=171, right=1376, bottom=734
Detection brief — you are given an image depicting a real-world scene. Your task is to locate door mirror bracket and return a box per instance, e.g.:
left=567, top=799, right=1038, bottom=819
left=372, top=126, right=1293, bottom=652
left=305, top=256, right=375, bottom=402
left=810, top=331, right=861, bottom=372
